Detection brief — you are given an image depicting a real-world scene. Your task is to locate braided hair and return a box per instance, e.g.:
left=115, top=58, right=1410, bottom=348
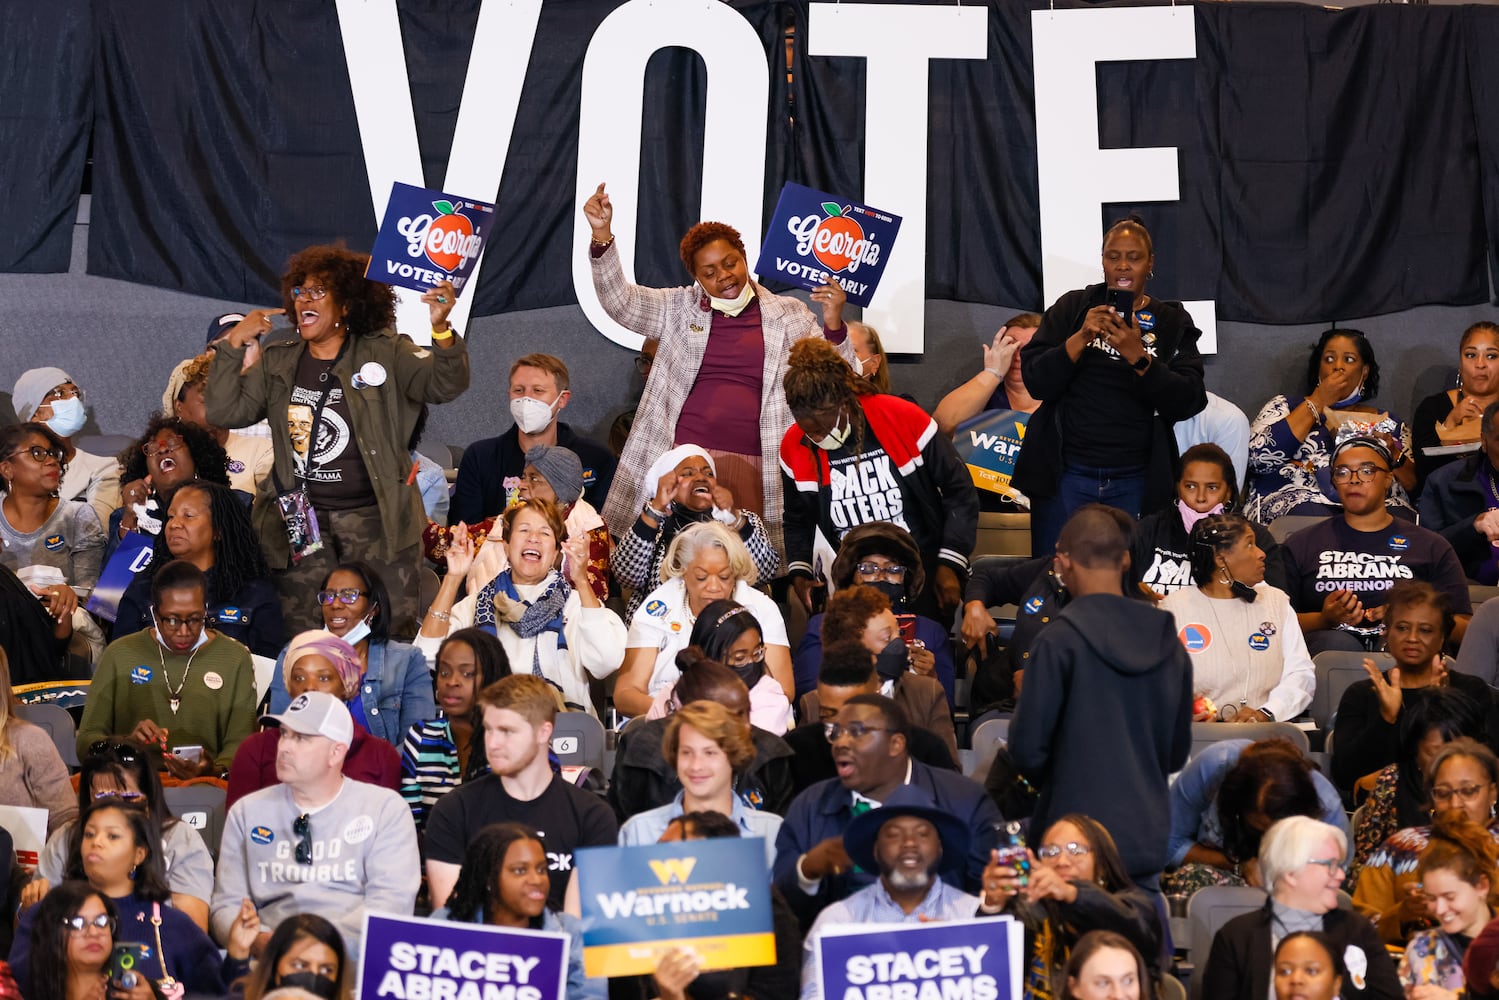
left=444, top=822, right=546, bottom=926
left=118, top=415, right=230, bottom=489
left=153, top=481, right=268, bottom=607
left=1188, top=513, right=1257, bottom=601
left=784, top=339, right=874, bottom=456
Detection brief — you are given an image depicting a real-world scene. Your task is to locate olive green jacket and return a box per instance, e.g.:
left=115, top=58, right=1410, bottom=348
left=205, top=328, right=469, bottom=567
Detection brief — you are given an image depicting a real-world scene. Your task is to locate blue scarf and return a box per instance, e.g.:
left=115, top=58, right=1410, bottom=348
left=474, top=570, right=570, bottom=680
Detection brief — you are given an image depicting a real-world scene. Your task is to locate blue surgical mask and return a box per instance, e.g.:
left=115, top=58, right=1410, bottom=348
left=150, top=611, right=209, bottom=654
left=45, top=397, right=86, bottom=438
left=1331, top=384, right=1365, bottom=409
left=333, top=615, right=373, bottom=647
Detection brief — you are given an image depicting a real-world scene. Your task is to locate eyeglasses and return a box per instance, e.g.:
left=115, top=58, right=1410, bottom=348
left=1432, top=783, right=1491, bottom=803
left=854, top=561, right=907, bottom=580
left=1305, top=857, right=1345, bottom=874
left=141, top=437, right=186, bottom=460
left=88, top=740, right=143, bottom=764
left=1037, top=842, right=1093, bottom=860
left=316, top=588, right=369, bottom=606
left=61, top=913, right=115, bottom=934
left=823, top=721, right=889, bottom=742
left=156, top=614, right=206, bottom=630
left=293, top=285, right=328, bottom=301
left=8, top=445, right=65, bottom=466
left=294, top=813, right=312, bottom=865
left=725, top=645, right=766, bottom=667
left=92, top=790, right=146, bottom=804
left=1330, top=463, right=1389, bottom=484
left=43, top=385, right=84, bottom=403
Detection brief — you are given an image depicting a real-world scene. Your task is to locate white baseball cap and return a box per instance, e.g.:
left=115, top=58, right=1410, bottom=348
left=261, top=691, right=353, bottom=746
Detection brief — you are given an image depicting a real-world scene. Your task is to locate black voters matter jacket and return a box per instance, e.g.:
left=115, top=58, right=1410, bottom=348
left=1014, top=284, right=1206, bottom=514
left=779, top=392, right=979, bottom=581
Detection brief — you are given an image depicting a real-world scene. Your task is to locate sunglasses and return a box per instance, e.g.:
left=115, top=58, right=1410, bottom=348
left=294, top=813, right=312, bottom=865
left=87, top=741, right=144, bottom=764
left=61, top=913, right=115, bottom=934
left=1037, top=842, right=1092, bottom=860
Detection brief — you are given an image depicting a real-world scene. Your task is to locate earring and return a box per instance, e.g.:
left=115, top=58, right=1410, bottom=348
left=1217, top=566, right=1232, bottom=586
left=1458, top=373, right=1464, bottom=390
left=129, top=865, right=137, bottom=880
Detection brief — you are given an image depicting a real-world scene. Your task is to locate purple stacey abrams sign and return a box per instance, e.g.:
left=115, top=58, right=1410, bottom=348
left=755, top=183, right=902, bottom=308
left=817, top=917, right=1023, bottom=1000
left=356, top=912, right=568, bottom=1000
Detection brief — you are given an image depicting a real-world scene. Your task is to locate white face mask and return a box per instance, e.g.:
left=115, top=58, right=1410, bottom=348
left=510, top=395, right=560, bottom=436
left=45, top=397, right=86, bottom=438
left=812, top=415, right=852, bottom=451
left=708, top=283, right=755, bottom=317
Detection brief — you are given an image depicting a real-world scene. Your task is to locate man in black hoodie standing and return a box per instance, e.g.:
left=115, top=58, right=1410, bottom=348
left=1009, top=504, right=1193, bottom=889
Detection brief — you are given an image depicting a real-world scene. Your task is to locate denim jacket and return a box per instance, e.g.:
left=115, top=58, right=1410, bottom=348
left=268, top=638, right=435, bottom=749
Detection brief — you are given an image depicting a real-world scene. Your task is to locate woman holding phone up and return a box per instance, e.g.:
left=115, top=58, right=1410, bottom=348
left=1013, top=217, right=1207, bottom=557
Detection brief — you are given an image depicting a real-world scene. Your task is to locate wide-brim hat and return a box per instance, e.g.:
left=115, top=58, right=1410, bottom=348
left=843, top=784, right=970, bottom=875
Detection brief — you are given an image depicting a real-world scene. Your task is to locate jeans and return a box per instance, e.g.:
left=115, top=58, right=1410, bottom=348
left=1029, top=463, right=1148, bottom=556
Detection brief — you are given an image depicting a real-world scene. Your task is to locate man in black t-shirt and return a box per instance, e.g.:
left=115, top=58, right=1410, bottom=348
left=424, top=675, right=617, bottom=911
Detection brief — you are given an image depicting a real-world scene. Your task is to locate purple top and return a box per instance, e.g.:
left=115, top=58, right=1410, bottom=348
left=675, top=298, right=767, bottom=455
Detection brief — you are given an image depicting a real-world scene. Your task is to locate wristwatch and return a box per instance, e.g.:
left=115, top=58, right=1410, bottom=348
left=1131, top=355, right=1151, bottom=372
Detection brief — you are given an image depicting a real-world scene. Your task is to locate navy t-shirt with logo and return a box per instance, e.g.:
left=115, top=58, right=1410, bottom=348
left=1268, top=517, right=1472, bottom=616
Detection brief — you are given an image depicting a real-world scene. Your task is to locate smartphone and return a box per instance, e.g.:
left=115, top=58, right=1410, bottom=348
left=171, top=745, right=203, bottom=763
left=108, top=942, right=151, bottom=989
left=1104, top=287, right=1134, bottom=319
left=896, top=614, right=918, bottom=644
left=994, top=821, right=1031, bottom=887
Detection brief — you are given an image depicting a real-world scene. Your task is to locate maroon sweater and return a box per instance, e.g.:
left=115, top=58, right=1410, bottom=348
left=225, top=725, right=402, bottom=810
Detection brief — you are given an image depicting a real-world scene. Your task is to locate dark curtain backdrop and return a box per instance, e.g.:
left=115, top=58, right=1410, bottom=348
left=0, top=1, right=92, bottom=272
left=2, top=1, right=1494, bottom=323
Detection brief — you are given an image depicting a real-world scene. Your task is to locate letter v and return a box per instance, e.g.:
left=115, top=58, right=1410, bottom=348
left=335, top=0, right=543, bottom=340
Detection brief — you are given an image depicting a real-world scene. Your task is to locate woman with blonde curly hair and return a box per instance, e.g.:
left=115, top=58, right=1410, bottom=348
left=779, top=337, right=978, bottom=619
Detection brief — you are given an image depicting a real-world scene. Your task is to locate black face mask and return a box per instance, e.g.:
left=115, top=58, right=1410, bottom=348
left=865, top=580, right=908, bottom=611
left=731, top=658, right=765, bottom=690
left=275, top=972, right=338, bottom=1000
left=874, top=637, right=908, bottom=682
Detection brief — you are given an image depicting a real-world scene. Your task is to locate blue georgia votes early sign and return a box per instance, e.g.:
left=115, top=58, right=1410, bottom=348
left=357, top=912, right=568, bottom=1000
left=817, top=916, right=1023, bottom=1000
left=366, top=181, right=495, bottom=296
left=576, top=837, right=774, bottom=977
left=756, top=183, right=902, bottom=308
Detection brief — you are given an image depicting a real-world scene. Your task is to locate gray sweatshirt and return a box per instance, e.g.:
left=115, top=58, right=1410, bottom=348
left=0, top=498, right=105, bottom=595
left=210, top=776, right=419, bottom=956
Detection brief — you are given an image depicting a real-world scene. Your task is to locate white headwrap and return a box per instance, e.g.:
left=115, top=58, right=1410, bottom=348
left=642, top=444, right=716, bottom=497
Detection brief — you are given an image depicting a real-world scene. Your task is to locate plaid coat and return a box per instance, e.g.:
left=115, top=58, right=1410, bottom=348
left=592, top=241, right=856, bottom=557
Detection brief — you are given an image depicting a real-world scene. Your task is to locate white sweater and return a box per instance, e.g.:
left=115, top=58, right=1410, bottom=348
left=414, top=570, right=626, bottom=716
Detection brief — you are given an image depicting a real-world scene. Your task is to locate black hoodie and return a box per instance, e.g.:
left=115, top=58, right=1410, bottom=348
left=1009, top=592, right=1193, bottom=881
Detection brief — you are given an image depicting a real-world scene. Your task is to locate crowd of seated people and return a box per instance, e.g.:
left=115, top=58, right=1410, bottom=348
left=9, top=208, right=1499, bottom=1000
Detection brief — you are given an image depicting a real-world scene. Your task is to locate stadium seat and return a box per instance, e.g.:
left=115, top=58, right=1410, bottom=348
left=1308, top=651, right=1389, bottom=731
